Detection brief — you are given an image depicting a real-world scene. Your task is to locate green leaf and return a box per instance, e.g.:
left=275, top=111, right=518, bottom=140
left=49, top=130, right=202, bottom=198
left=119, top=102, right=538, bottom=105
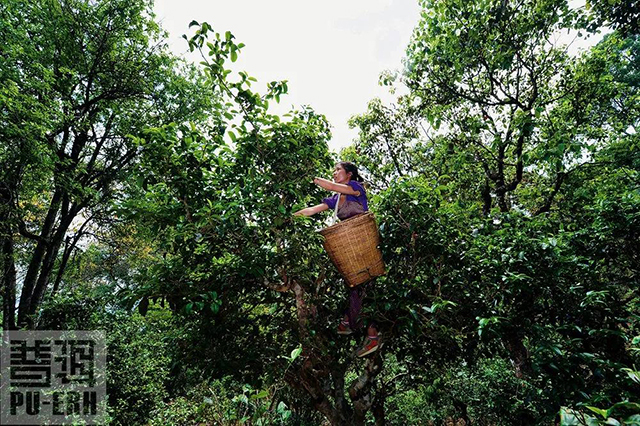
left=276, top=401, right=288, bottom=414
left=559, top=407, right=580, bottom=425
left=609, top=401, right=640, bottom=413
left=585, top=406, right=609, bottom=419
left=624, top=415, right=640, bottom=425
left=290, top=346, right=302, bottom=361
left=622, top=368, right=640, bottom=384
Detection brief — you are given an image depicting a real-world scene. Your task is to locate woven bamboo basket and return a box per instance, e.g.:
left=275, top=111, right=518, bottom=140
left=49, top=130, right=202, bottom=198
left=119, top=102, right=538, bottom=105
left=318, top=212, right=385, bottom=287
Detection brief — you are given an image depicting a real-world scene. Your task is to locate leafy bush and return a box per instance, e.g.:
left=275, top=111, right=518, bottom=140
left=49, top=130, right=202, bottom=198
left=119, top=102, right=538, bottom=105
left=385, top=357, right=539, bottom=425
left=38, top=291, right=175, bottom=426
left=149, top=378, right=302, bottom=426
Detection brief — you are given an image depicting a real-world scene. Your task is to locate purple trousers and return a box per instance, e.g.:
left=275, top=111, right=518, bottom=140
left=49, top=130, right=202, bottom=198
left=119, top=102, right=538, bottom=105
left=345, top=281, right=376, bottom=331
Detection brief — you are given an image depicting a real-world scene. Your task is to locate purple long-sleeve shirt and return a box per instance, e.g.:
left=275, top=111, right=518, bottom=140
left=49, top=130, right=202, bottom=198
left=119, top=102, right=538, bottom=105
left=322, top=180, right=368, bottom=220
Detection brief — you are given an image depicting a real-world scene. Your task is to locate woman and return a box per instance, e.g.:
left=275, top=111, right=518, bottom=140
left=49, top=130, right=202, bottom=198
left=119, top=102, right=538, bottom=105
left=294, top=161, right=380, bottom=357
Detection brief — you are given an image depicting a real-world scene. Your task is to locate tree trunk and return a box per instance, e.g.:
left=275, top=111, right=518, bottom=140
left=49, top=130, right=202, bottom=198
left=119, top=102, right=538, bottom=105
left=505, top=334, right=530, bottom=378
left=51, top=234, right=77, bottom=297
left=2, top=235, right=17, bottom=330
left=17, top=188, right=63, bottom=326
left=372, top=385, right=387, bottom=426
left=482, top=178, right=492, bottom=216
left=287, top=280, right=386, bottom=425
left=27, top=209, right=75, bottom=326
left=349, top=353, right=384, bottom=425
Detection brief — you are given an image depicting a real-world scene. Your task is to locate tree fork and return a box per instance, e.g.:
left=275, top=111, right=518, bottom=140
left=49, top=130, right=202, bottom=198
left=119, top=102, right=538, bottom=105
left=289, top=276, right=387, bottom=425
left=535, top=171, right=565, bottom=215
left=50, top=215, right=92, bottom=297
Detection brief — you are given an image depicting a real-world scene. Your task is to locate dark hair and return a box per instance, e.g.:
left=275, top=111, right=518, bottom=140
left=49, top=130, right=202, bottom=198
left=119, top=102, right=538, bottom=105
left=338, top=161, right=363, bottom=182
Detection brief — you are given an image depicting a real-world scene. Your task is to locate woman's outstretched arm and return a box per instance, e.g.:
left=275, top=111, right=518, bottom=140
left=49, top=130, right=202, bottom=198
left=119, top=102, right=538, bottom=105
left=313, top=177, right=360, bottom=196
left=293, top=203, right=329, bottom=217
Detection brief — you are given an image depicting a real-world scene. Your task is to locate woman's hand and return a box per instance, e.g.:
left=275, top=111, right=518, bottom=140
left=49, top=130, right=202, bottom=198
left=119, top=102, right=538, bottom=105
left=313, top=177, right=333, bottom=191
left=293, top=203, right=329, bottom=217
left=313, top=177, right=360, bottom=196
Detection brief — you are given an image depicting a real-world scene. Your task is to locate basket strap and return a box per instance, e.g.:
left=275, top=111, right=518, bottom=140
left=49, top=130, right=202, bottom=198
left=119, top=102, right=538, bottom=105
left=330, top=192, right=340, bottom=225
left=356, top=260, right=384, bottom=278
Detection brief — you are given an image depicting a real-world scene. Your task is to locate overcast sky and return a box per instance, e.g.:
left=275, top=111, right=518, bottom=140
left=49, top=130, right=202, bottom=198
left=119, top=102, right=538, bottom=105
left=153, top=0, right=421, bottom=152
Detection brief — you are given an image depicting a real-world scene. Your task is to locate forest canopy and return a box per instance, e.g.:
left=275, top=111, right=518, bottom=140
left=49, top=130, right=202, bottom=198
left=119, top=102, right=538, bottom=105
left=1, top=0, right=638, bottom=424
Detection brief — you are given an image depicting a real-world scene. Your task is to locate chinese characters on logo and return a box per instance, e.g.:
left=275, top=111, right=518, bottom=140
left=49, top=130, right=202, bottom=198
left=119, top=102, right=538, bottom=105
left=1, top=331, right=106, bottom=425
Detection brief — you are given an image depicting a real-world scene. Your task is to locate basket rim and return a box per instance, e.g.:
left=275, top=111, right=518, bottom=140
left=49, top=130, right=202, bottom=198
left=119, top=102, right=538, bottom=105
left=318, top=211, right=376, bottom=236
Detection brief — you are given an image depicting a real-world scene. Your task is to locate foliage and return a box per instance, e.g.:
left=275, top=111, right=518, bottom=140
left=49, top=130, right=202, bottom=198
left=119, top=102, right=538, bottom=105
left=560, top=400, right=640, bottom=426
left=0, top=0, right=214, bottom=328
left=118, top=18, right=365, bottom=423
left=586, top=0, right=639, bottom=36
left=37, top=288, right=175, bottom=426
left=148, top=378, right=310, bottom=426
left=344, top=0, right=639, bottom=423
left=384, top=357, right=538, bottom=426
left=3, top=0, right=639, bottom=424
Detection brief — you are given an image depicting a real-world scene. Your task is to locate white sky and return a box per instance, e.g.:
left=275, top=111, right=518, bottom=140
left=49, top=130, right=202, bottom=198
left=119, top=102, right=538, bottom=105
left=153, top=0, right=421, bottom=152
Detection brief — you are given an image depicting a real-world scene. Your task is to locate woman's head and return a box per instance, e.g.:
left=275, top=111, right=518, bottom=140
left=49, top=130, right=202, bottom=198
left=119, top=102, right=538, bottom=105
left=333, top=161, right=362, bottom=183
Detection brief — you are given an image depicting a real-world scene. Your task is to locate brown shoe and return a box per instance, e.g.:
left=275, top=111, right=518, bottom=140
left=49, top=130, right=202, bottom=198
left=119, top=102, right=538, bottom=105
left=337, top=320, right=354, bottom=335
